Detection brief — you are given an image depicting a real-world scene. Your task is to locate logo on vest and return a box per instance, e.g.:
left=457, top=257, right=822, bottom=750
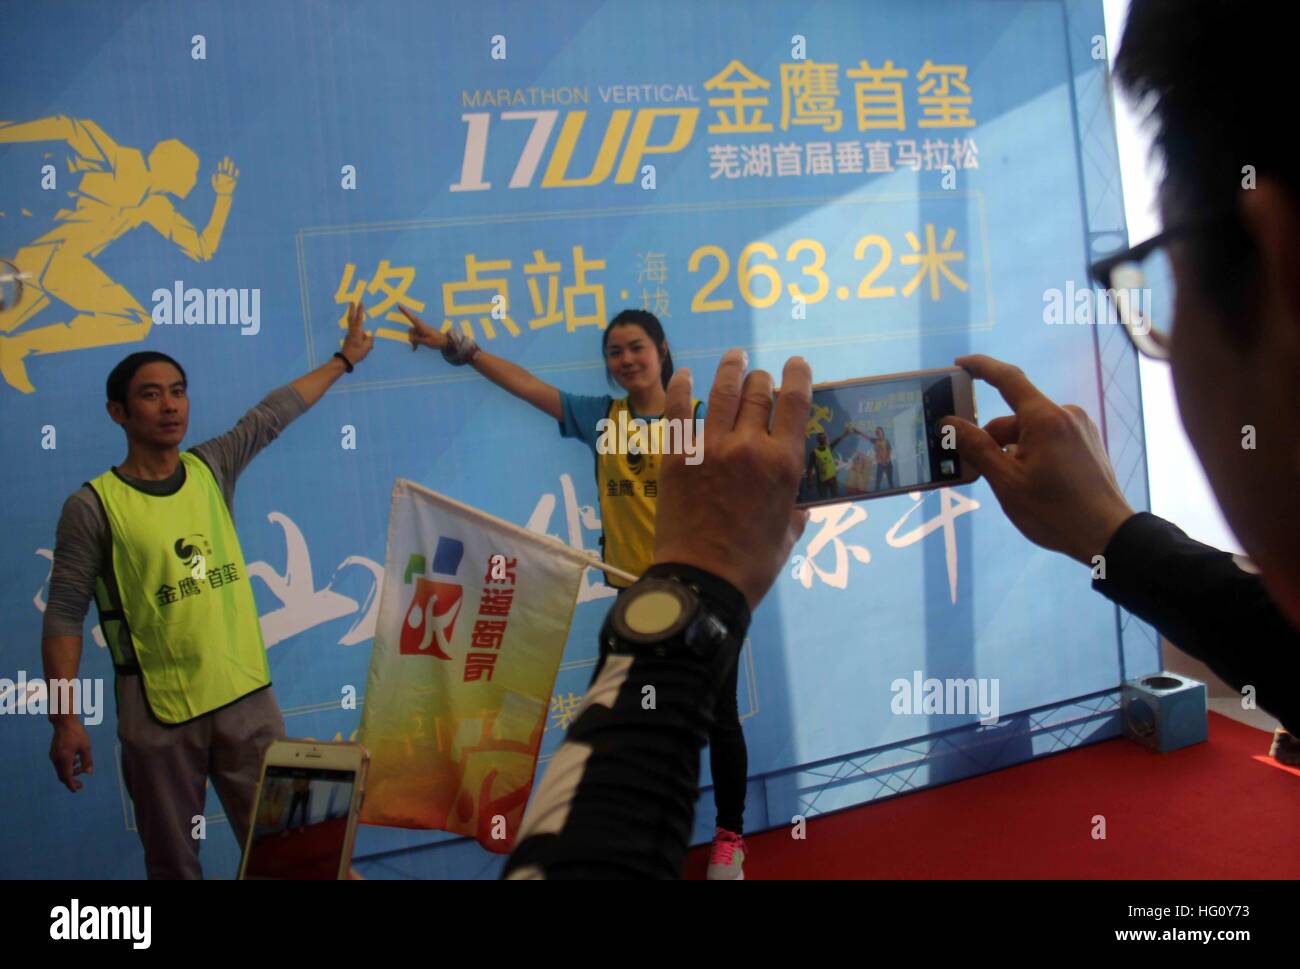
left=156, top=533, right=242, bottom=608
left=174, top=533, right=211, bottom=580
left=400, top=536, right=465, bottom=660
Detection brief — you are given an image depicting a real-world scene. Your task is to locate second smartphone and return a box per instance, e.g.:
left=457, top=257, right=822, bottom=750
left=797, top=366, right=978, bottom=508
left=238, top=740, right=369, bottom=881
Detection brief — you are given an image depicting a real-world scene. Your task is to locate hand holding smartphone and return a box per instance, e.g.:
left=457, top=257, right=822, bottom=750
left=796, top=366, right=978, bottom=507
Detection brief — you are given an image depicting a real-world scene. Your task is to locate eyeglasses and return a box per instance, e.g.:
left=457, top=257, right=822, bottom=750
left=1089, top=215, right=1248, bottom=361
left=1088, top=232, right=1181, bottom=361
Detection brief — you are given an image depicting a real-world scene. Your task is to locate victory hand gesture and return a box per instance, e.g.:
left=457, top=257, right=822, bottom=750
left=340, top=301, right=375, bottom=366
left=399, top=305, right=449, bottom=352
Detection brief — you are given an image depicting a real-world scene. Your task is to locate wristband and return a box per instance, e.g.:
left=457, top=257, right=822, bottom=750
left=333, top=351, right=354, bottom=373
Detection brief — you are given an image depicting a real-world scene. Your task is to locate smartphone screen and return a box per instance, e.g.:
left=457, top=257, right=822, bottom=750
left=241, top=765, right=359, bottom=880
left=799, top=371, right=966, bottom=506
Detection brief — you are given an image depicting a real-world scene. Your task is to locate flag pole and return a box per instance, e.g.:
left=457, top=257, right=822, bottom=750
left=396, top=479, right=643, bottom=586
left=584, top=557, right=640, bottom=586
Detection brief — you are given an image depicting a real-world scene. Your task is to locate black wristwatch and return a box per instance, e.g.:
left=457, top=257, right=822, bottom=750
left=600, top=563, right=750, bottom=671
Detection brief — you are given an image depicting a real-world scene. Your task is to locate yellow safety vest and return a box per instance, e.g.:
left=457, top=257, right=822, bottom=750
left=88, top=452, right=270, bottom=724
left=594, top=397, right=700, bottom=588
left=812, top=445, right=837, bottom=482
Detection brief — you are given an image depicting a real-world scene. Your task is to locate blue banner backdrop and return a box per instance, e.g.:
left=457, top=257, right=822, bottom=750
left=0, top=0, right=1155, bottom=879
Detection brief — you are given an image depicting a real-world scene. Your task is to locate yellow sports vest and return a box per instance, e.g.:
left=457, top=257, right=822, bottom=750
left=812, top=445, right=837, bottom=481
left=88, top=452, right=270, bottom=724
left=594, top=397, right=701, bottom=588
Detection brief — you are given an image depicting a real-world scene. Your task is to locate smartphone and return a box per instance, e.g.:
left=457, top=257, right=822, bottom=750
left=797, top=366, right=978, bottom=508
left=238, top=740, right=369, bottom=880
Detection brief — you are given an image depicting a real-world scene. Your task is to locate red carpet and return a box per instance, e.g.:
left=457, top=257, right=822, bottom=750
left=687, top=712, right=1299, bottom=879
left=245, top=817, right=349, bottom=880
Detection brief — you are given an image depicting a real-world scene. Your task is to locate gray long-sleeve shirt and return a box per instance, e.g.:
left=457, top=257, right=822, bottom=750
left=42, top=385, right=309, bottom=663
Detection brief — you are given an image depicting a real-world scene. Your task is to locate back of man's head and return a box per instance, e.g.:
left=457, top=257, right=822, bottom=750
left=1117, top=0, right=1300, bottom=631
left=1116, top=0, right=1290, bottom=329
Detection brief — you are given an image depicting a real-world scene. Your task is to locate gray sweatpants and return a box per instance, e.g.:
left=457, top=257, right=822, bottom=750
left=115, top=675, right=286, bottom=879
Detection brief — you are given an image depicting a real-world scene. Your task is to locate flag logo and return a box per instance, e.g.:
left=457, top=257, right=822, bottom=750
left=399, top=536, right=464, bottom=659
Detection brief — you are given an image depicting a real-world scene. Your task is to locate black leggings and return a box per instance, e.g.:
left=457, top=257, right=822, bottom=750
left=708, top=640, right=747, bottom=834
left=593, top=588, right=748, bottom=834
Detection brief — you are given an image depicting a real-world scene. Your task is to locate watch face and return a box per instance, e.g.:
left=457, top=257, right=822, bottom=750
left=624, top=588, right=685, bottom=636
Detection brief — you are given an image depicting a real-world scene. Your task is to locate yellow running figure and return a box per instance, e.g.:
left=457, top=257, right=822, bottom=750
left=0, top=116, right=238, bottom=393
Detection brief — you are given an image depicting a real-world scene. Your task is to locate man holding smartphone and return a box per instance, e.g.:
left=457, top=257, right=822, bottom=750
left=940, top=0, right=1299, bottom=759
left=42, top=302, right=374, bottom=878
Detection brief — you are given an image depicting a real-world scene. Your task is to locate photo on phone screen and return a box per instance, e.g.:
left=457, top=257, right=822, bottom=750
left=797, top=368, right=975, bottom=507
left=240, top=764, right=359, bottom=880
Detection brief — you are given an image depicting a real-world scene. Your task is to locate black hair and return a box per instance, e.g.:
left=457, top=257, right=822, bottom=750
left=601, top=309, right=673, bottom=390
left=1115, top=0, right=1289, bottom=334
left=106, top=351, right=188, bottom=414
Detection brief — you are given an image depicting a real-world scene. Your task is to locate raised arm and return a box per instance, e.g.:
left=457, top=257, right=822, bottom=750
left=193, top=303, right=373, bottom=494
left=291, top=301, right=374, bottom=407
left=399, top=306, right=562, bottom=422
left=153, top=157, right=238, bottom=262
left=0, top=116, right=119, bottom=165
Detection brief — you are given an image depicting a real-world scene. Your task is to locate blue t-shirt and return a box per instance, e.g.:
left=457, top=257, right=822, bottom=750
left=557, top=392, right=707, bottom=450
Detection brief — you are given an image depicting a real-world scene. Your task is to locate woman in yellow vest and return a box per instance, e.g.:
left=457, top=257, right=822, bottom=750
left=402, top=305, right=749, bottom=879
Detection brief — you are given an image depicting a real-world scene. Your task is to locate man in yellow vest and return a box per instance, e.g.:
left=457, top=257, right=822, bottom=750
left=804, top=426, right=857, bottom=501
left=41, top=302, right=373, bottom=878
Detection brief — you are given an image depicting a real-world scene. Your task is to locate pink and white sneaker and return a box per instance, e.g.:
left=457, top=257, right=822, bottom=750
left=706, top=827, right=746, bottom=880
